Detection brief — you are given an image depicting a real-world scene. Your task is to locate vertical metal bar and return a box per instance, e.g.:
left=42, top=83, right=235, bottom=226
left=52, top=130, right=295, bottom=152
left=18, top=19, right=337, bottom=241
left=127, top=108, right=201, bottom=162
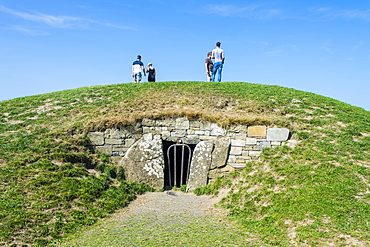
left=167, top=147, right=172, bottom=187
left=185, top=145, right=192, bottom=184
left=180, top=145, right=185, bottom=186
left=174, top=145, right=177, bottom=187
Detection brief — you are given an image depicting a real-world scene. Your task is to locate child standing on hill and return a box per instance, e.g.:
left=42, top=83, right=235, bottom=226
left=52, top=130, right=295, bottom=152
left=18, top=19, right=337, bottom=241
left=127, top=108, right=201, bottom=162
left=205, top=52, right=213, bottom=82
left=146, top=62, right=156, bottom=82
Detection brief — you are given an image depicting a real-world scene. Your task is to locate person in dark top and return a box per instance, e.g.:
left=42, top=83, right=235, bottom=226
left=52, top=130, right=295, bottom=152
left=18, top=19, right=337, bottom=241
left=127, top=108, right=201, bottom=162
left=146, top=62, right=156, bottom=82
left=205, top=52, right=213, bottom=82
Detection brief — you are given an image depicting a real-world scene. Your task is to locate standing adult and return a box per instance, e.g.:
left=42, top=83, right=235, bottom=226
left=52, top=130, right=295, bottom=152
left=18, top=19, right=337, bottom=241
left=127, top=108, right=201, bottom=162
left=146, top=62, right=156, bottom=82
left=211, top=42, right=225, bottom=82
left=205, top=52, right=213, bottom=82
left=132, top=55, right=146, bottom=83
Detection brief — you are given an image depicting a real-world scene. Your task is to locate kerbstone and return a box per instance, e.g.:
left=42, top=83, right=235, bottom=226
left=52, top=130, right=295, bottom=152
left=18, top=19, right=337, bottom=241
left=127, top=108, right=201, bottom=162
left=120, top=133, right=165, bottom=190
left=210, top=137, right=230, bottom=169
left=187, top=141, right=214, bottom=191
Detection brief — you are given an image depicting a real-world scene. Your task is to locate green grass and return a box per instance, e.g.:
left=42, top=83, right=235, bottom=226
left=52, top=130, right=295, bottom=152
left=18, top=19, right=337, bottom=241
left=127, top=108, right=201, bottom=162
left=1, top=81, right=370, bottom=245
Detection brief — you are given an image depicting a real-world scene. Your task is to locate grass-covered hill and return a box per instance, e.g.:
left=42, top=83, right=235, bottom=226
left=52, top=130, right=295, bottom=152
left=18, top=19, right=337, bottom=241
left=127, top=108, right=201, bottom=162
left=0, top=81, right=369, bottom=246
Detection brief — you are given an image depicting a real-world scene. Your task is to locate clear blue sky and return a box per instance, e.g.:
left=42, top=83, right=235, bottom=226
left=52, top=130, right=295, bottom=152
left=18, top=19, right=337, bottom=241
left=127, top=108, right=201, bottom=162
left=1, top=0, right=370, bottom=111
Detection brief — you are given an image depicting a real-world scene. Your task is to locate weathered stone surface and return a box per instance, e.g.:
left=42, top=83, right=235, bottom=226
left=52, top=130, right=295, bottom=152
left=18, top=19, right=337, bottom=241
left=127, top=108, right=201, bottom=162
left=210, top=137, right=230, bottom=169
left=267, top=128, right=290, bottom=141
left=230, top=146, right=242, bottom=155
left=175, top=118, right=190, bottom=130
left=105, top=139, right=123, bottom=145
left=87, top=132, right=104, bottom=145
left=186, top=141, right=214, bottom=192
left=210, top=123, right=225, bottom=136
left=94, top=145, right=112, bottom=155
left=120, top=133, right=164, bottom=190
left=231, top=139, right=245, bottom=147
left=247, top=126, right=267, bottom=138
left=246, top=137, right=258, bottom=145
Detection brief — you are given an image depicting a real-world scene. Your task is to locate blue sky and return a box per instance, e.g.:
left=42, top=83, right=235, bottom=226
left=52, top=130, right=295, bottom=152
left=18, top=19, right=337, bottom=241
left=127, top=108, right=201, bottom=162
left=1, top=0, right=370, bottom=111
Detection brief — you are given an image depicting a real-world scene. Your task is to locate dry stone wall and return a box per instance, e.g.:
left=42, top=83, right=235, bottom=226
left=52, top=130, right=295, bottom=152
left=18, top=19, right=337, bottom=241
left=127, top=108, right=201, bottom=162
left=88, top=118, right=290, bottom=168
left=87, top=118, right=290, bottom=189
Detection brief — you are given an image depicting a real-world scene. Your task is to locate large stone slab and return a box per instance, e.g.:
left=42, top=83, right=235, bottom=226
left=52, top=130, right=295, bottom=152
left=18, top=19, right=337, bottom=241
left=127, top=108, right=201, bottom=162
left=267, top=128, right=290, bottom=141
left=120, top=133, right=165, bottom=190
left=186, top=141, right=214, bottom=192
left=210, top=137, right=230, bottom=169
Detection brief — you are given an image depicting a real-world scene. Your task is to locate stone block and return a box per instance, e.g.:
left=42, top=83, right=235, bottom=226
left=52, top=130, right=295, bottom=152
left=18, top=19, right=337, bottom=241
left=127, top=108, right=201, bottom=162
left=142, top=127, right=151, bottom=133
left=230, top=146, right=242, bottom=155
left=155, top=119, right=175, bottom=127
left=200, top=121, right=211, bottom=131
left=249, top=151, right=262, bottom=157
left=87, top=132, right=104, bottom=146
left=267, top=128, right=290, bottom=141
left=194, top=130, right=205, bottom=135
left=227, top=155, right=236, bottom=163
left=105, top=139, right=123, bottom=145
left=161, top=131, right=171, bottom=137
left=183, top=138, right=199, bottom=145
left=210, top=123, right=225, bottom=136
left=95, top=146, right=112, bottom=155
left=187, top=129, right=195, bottom=135
left=142, top=119, right=156, bottom=127
left=231, top=139, right=246, bottom=147
left=187, top=141, right=214, bottom=191
left=246, top=137, right=258, bottom=145
left=199, top=135, right=215, bottom=141
left=175, top=118, right=190, bottom=130
left=271, top=141, right=282, bottom=146
left=189, top=121, right=201, bottom=129
left=171, top=130, right=187, bottom=137
left=247, top=126, right=267, bottom=138
left=234, top=133, right=247, bottom=139
left=229, top=163, right=247, bottom=170
left=210, top=137, right=230, bottom=169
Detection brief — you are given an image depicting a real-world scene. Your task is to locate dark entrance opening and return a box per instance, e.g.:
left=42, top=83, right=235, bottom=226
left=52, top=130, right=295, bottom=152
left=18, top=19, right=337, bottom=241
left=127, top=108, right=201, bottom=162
left=163, top=140, right=196, bottom=189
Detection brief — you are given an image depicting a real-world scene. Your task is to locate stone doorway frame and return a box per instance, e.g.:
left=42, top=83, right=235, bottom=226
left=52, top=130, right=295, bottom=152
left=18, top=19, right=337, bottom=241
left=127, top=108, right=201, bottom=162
left=166, top=142, right=192, bottom=188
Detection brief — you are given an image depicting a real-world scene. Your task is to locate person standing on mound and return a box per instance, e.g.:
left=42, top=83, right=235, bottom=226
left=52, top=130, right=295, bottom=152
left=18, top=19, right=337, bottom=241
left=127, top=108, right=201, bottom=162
left=146, top=62, right=156, bottom=82
left=205, top=52, right=213, bottom=82
left=132, top=55, right=146, bottom=83
left=211, top=42, right=225, bottom=82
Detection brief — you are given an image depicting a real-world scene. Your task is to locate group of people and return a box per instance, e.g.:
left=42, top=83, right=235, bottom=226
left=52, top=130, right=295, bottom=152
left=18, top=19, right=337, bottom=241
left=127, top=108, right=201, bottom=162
left=131, top=42, right=225, bottom=83
left=205, top=42, right=225, bottom=82
left=132, top=55, right=156, bottom=83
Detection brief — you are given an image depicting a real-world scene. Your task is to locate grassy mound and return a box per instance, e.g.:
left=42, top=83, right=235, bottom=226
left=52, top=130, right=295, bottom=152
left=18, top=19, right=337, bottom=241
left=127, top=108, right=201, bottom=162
left=0, top=81, right=369, bottom=246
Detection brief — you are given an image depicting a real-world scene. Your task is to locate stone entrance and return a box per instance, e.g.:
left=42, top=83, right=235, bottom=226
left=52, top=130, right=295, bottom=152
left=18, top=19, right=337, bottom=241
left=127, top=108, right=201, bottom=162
left=164, top=141, right=195, bottom=189
left=87, top=118, right=291, bottom=191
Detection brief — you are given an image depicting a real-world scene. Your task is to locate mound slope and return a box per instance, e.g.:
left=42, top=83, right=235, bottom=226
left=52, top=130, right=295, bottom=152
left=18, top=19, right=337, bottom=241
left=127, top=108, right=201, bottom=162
left=0, top=81, right=369, bottom=246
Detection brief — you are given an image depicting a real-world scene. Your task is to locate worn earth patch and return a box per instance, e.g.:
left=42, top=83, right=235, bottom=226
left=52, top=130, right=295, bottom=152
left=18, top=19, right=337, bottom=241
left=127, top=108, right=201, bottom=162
left=60, top=190, right=262, bottom=247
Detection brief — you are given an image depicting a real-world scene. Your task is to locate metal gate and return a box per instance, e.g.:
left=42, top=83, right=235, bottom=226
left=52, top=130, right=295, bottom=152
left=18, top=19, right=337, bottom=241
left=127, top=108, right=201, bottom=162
left=166, top=143, right=192, bottom=187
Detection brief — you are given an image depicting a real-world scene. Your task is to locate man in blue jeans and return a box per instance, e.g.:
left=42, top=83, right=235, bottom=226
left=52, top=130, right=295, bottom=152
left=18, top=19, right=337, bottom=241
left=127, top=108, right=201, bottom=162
left=211, top=42, right=225, bottom=82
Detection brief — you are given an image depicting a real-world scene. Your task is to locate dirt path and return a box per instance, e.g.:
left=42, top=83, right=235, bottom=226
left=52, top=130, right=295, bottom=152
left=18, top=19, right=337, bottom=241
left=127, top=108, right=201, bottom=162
left=60, top=190, right=259, bottom=247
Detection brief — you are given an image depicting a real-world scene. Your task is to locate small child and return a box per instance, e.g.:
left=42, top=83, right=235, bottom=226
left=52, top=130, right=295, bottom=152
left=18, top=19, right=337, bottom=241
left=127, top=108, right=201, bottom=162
left=204, top=52, right=213, bottom=82
left=146, top=62, right=156, bottom=82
